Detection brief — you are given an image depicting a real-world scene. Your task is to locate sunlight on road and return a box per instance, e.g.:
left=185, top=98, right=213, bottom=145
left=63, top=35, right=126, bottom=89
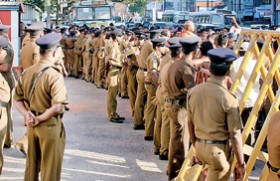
left=63, top=168, right=131, bottom=178
left=136, top=159, right=162, bottom=173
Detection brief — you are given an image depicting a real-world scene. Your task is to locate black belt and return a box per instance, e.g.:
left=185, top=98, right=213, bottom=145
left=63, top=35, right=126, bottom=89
left=267, top=162, right=280, bottom=176
left=145, top=82, right=152, bottom=85
left=196, top=138, right=228, bottom=145
left=111, top=65, right=122, bottom=70
left=171, top=99, right=186, bottom=106
left=129, top=65, right=139, bottom=71
left=0, top=102, right=8, bottom=108
left=31, top=111, right=63, bottom=119
left=139, top=67, right=147, bottom=72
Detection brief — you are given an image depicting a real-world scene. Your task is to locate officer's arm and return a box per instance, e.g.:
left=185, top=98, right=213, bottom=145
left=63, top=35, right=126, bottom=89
left=151, top=69, right=159, bottom=87
left=187, top=94, right=196, bottom=145
left=230, top=129, right=244, bottom=166
left=36, top=103, right=63, bottom=123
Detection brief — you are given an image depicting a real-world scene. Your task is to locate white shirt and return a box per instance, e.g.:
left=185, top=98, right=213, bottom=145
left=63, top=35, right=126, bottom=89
left=230, top=56, right=260, bottom=108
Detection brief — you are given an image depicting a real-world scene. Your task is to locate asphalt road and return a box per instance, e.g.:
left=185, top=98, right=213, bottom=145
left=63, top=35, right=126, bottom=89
left=1, top=77, right=168, bottom=181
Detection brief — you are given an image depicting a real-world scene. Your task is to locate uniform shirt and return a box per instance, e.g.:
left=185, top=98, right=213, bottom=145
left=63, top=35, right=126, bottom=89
left=14, top=58, right=68, bottom=113
left=108, top=41, right=122, bottom=67
left=158, top=52, right=171, bottom=85
left=0, top=73, right=10, bottom=104
left=60, top=34, right=67, bottom=49
left=20, top=38, right=40, bottom=70
left=66, top=37, right=75, bottom=49
left=167, top=58, right=195, bottom=100
left=267, top=111, right=280, bottom=168
left=92, top=38, right=99, bottom=56
left=119, top=39, right=130, bottom=53
left=145, top=51, right=162, bottom=83
left=99, top=35, right=106, bottom=49
left=161, top=57, right=173, bottom=99
left=138, top=40, right=153, bottom=69
left=187, top=77, right=242, bottom=141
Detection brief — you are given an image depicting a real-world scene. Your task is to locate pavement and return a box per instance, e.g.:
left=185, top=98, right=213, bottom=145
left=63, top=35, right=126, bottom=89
left=1, top=77, right=168, bottom=181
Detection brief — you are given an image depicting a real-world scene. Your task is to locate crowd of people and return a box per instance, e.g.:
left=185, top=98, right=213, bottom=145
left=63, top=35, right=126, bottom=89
left=0, top=18, right=278, bottom=181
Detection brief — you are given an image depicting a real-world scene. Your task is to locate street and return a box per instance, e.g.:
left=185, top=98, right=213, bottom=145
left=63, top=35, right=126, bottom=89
left=1, top=77, right=167, bottom=181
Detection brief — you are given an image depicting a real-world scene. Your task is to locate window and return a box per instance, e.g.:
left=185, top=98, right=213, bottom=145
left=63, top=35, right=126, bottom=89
left=95, top=7, right=111, bottom=20
left=211, top=14, right=223, bottom=24
left=77, top=8, right=93, bottom=21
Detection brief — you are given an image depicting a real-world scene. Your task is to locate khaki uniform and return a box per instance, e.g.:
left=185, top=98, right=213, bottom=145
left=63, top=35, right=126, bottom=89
left=20, top=38, right=40, bottom=70
left=187, top=77, right=242, bottom=180
left=133, top=40, right=153, bottom=126
left=0, top=73, right=10, bottom=174
left=60, top=34, right=68, bottom=72
left=0, top=42, right=16, bottom=147
left=81, top=37, right=88, bottom=79
left=92, top=37, right=99, bottom=83
left=267, top=112, right=280, bottom=181
left=74, top=34, right=84, bottom=77
left=145, top=51, right=162, bottom=142
left=14, top=59, right=68, bottom=181
left=84, top=36, right=93, bottom=81
left=119, top=39, right=130, bottom=97
left=154, top=52, right=172, bottom=157
left=126, top=46, right=140, bottom=115
left=104, top=39, right=111, bottom=88
left=66, top=37, right=76, bottom=75
left=166, top=58, right=196, bottom=180
left=96, top=35, right=106, bottom=87
left=107, top=41, right=122, bottom=120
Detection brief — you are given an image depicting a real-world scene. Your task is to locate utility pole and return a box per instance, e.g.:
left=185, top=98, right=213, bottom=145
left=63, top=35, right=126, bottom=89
left=47, top=0, right=51, bottom=28
left=56, top=0, right=59, bottom=25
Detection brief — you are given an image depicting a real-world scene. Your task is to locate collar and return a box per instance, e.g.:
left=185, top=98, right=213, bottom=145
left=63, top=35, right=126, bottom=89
left=207, top=76, right=227, bottom=89
left=38, top=58, right=54, bottom=66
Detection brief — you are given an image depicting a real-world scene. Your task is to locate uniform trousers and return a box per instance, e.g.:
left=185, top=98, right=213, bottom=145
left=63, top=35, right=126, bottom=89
left=154, top=86, right=163, bottom=153
left=107, top=67, right=121, bottom=120
left=168, top=104, right=188, bottom=181
left=267, top=169, right=280, bottom=181
left=0, top=108, right=7, bottom=174
left=97, top=57, right=105, bottom=87
left=120, top=65, right=128, bottom=97
left=4, top=97, right=13, bottom=146
left=85, top=52, right=93, bottom=82
left=161, top=101, right=171, bottom=156
left=195, top=141, right=232, bottom=181
left=24, top=117, right=65, bottom=181
left=144, top=83, right=157, bottom=137
left=127, top=67, right=138, bottom=115
left=66, top=50, right=74, bottom=75
left=62, top=49, right=68, bottom=72
left=92, top=53, right=99, bottom=84
left=74, top=53, right=82, bottom=78
left=133, top=70, right=147, bottom=126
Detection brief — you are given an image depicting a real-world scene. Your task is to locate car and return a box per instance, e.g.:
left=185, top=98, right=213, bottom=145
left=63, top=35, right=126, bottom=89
left=143, top=21, right=175, bottom=29
left=195, top=23, right=223, bottom=31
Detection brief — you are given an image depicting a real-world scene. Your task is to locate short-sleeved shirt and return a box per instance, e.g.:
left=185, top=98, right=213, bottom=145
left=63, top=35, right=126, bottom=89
left=66, top=37, right=75, bottom=49
left=108, top=41, right=122, bottom=67
left=166, top=58, right=195, bottom=99
left=145, top=51, right=162, bottom=83
left=267, top=111, right=280, bottom=167
left=20, top=38, right=40, bottom=70
left=161, top=59, right=173, bottom=99
left=138, top=40, right=153, bottom=69
left=187, top=77, right=242, bottom=141
left=85, top=37, right=93, bottom=53
left=14, top=59, right=68, bottom=113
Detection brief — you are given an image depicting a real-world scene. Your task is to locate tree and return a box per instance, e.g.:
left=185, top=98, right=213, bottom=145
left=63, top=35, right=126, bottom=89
left=22, top=0, right=45, bottom=12
left=125, top=0, right=146, bottom=17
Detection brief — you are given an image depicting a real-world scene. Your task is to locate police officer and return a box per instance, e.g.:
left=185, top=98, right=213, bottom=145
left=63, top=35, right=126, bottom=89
left=133, top=30, right=161, bottom=130
left=15, top=22, right=44, bottom=155
left=66, top=30, right=76, bottom=76
left=84, top=29, right=94, bottom=82
left=92, top=30, right=101, bottom=84
left=107, top=30, right=125, bottom=123
left=0, top=36, right=12, bottom=174
left=14, top=33, right=68, bottom=181
left=267, top=111, right=280, bottom=181
left=0, top=25, right=16, bottom=148
left=60, top=28, right=68, bottom=74
left=166, top=36, right=200, bottom=180
left=74, top=28, right=85, bottom=78
left=187, top=48, right=245, bottom=180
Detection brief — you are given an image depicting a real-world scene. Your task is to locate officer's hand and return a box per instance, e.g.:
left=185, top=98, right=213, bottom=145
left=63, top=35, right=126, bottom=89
left=234, top=162, right=246, bottom=181
left=25, top=111, right=35, bottom=127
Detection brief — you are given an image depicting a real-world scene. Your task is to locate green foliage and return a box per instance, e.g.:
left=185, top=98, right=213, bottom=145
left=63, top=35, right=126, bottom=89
left=22, top=0, right=45, bottom=11
left=127, top=0, right=146, bottom=16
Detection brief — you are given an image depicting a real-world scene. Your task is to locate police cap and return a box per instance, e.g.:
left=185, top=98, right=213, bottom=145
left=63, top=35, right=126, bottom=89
left=207, top=48, right=237, bottom=64
left=125, top=30, right=132, bottom=36
left=179, top=35, right=201, bottom=47
left=110, top=29, right=123, bottom=37
left=134, top=30, right=144, bottom=35
left=161, top=30, right=169, bottom=37
left=27, top=21, right=44, bottom=33
left=36, top=33, right=62, bottom=50
left=103, top=27, right=111, bottom=32
left=0, top=24, right=10, bottom=33
left=43, top=28, right=52, bottom=34
left=0, top=36, right=9, bottom=48
left=168, top=37, right=182, bottom=45
left=151, top=38, right=165, bottom=46
left=70, top=30, right=76, bottom=37
left=137, top=33, right=146, bottom=40
left=94, top=30, right=101, bottom=37
left=169, top=44, right=182, bottom=50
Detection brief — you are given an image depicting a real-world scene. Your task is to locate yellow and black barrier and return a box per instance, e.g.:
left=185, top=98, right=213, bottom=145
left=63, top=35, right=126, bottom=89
left=176, top=29, right=280, bottom=181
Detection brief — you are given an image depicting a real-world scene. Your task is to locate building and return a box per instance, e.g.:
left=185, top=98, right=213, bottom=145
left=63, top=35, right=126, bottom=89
left=164, top=0, right=220, bottom=12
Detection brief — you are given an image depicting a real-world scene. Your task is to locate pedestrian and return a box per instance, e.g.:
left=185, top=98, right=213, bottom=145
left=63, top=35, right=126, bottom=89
left=14, top=33, right=68, bottom=181
left=187, top=48, right=245, bottom=180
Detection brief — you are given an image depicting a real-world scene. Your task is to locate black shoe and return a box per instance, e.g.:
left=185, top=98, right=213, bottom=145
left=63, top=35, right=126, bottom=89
left=121, top=95, right=129, bottom=99
left=110, top=118, right=123, bottom=123
left=133, top=124, right=145, bottom=130
left=144, top=136, right=153, bottom=141
left=65, top=106, right=70, bottom=111
left=3, top=144, right=11, bottom=148
left=154, top=150, right=160, bottom=155
left=159, top=154, right=168, bottom=160
left=116, top=117, right=125, bottom=120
